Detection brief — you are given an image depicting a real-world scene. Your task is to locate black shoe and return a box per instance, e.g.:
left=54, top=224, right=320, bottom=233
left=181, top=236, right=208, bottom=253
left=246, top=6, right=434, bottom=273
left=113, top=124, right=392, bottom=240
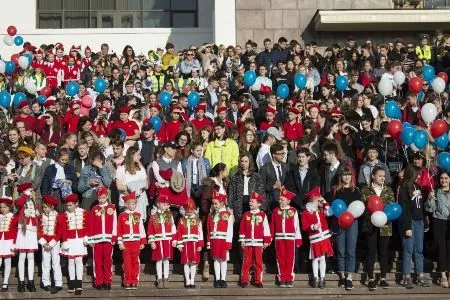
left=42, top=285, right=51, bottom=292
left=103, top=283, right=111, bottom=290
left=190, top=284, right=196, bottom=288
left=278, top=281, right=286, bottom=288
left=93, top=283, right=103, bottom=290
left=26, top=280, right=36, bottom=292
left=74, top=288, right=82, bottom=295
left=254, top=283, right=263, bottom=288
left=312, top=278, right=319, bottom=288
left=68, top=280, right=75, bottom=293
left=124, top=284, right=132, bottom=290
left=51, top=286, right=63, bottom=294
left=1, top=284, right=8, bottom=292
left=319, top=279, right=326, bottom=289
left=17, top=281, right=25, bottom=293
left=417, top=277, right=431, bottom=287
left=338, top=278, right=346, bottom=288
left=221, top=280, right=227, bottom=288
left=345, top=279, right=354, bottom=290
left=368, top=280, right=377, bottom=291
left=214, top=280, right=221, bottom=288
left=240, top=282, right=249, bottom=288
left=379, top=279, right=389, bottom=289
left=286, top=281, right=293, bottom=288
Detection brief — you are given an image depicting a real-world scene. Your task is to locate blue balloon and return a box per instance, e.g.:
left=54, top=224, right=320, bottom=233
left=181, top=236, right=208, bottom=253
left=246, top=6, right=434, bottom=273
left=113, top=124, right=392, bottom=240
left=384, top=203, right=402, bottom=221
left=188, top=91, right=200, bottom=108
left=402, top=122, right=413, bottom=131
left=422, top=65, right=435, bottom=81
left=5, top=61, right=15, bottom=74
left=331, top=199, right=347, bottom=217
left=65, top=82, right=79, bottom=97
left=277, top=84, right=289, bottom=99
left=0, top=91, right=11, bottom=108
left=294, top=73, right=307, bottom=89
left=118, top=128, right=126, bottom=141
left=336, top=75, right=348, bottom=92
left=13, top=92, right=26, bottom=107
left=243, top=70, right=256, bottom=86
left=159, top=91, right=172, bottom=107
left=438, top=152, right=450, bottom=171
left=400, top=126, right=415, bottom=145
left=37, top=95, right=47, bottom=105
left=413, top=130, right=428, bottom=150
left=150, top=116, right=162, bottom=133
left=385, top=101, right=401, bottom=119
left=24, top=53, right=32, bottom=64
left=94, top=78, right=107, bottom=93
left=14, top=36, right=23, bottom=46
left=435, top=133, right=449, bottom=149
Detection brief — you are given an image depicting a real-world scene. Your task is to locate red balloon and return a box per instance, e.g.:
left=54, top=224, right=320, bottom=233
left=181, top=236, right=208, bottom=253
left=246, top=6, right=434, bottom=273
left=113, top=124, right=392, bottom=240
left=10, top=54, right=19, bottom=65
left=437, top=72, right=448, bottom=84
left=409, top=77, right=423, bottom=93
left=7, top=25, right=17, bottom=36
left=387, top=120, right=402, bottom=140
left=431, top=119, right=448, bottom=138
left=338, top=212, right=355, bottom=229
left=367, top=195, right=384, bottom=214
left=40, top=86, right=52, bottom=97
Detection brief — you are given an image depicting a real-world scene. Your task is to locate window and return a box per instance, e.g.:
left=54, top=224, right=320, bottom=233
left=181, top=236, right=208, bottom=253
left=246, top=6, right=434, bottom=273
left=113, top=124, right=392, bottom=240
left=37, top=0, right=198, bottom=28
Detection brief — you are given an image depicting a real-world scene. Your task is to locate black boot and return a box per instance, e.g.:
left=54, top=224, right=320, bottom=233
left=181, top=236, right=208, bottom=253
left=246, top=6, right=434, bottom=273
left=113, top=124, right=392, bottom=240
left=26, top=280, right=36, bottom=292
left=68, top=280, right=75, bottom=293
left=74, top=280, right=83, bottom=295
left=17, top=281, right=25, bottom=293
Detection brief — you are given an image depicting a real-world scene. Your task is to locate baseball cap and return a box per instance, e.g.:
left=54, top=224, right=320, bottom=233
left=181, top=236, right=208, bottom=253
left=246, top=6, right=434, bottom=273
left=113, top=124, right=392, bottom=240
left=267, top=127, right=282, bottom=141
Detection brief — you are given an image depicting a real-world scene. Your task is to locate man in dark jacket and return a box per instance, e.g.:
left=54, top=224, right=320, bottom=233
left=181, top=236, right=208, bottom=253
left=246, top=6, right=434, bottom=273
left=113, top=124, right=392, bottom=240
left=257, top=38, right=275, bottom=76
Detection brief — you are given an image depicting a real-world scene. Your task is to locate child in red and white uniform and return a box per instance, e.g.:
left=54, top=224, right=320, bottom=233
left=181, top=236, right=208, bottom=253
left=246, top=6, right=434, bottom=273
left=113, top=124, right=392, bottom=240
left=147, top=193, right=177, bottom=289
left=301, top=187, right=333, bottom=288
left=14, top=182, right=39, bottom=293
left=44, top=52, right=60, bottom=89
left=270, top=188, right=302, bottom=288
left=88, top=187, right=117, bottom=290
left=117, top=192, right=146, bottom=290
left=58, top=194, right=89, bottom=295
left=39, top=195, right=62, bottom=294
left=61, top=56, right=80, bottom=87
left=207, top=191, right=233, bottom=288
left=283, top=107, right=303, bottom=150
left=63, top=100, right=81, bottom=133
left=239, top=192, right=271, bottom=288
left=176, top=198, right=204, bottom=288
left=0, top=198, right=18, bottom=291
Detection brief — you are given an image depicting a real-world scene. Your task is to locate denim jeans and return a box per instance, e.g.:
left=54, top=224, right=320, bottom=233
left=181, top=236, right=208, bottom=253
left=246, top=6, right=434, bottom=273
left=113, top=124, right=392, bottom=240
left=335, top=219, right=358, bottom=273
left=401, top=219, right=424, bottom=276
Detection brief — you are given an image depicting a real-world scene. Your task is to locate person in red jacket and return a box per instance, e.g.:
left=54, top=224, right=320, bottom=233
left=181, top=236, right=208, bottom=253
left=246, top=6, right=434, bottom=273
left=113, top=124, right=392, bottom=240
left=147, top=193, right=177, bottom=289
left=61, top=55, right=80, bottom=87
left=192, top=103, right=212, bottom=132
left=283, top=107, right=303, bottom=150
left=270, top=187, right=302, bottom=288
left=39, top=195, right=63, bottom=294
left=216, top=106, right=233, bottom=129
left=176, top=198, right=204, bottom=288
left=109, top=107, right=140, bottom=144
left=0, top=198, right=18, bottom=291
left=63, top=100, right=81, bottom=133
left=207, top=191, right=233, bottom=288
left=301, top=187, right=333, bottom=289
left=14, top=101, right=36, bottom=132
left=238, top=191, right=271, bottom=288
left=58, top=194, right=89, bottom=295
left=259, top=107, right=277, bottom=131
left=88, top=187, right=117, bottom=290
left=166, top=105, right=183, bottom=142
left=44, top=52, right=60, bottom=89
left=143, top=103, right=167, bottom=142
left=117, top=192, right=146, bottom=290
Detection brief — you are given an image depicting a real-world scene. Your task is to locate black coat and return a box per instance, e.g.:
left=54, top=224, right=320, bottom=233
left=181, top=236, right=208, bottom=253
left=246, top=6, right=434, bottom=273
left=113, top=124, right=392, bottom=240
left=258, top=161, right=290, bottom=212
left=284, top=164, right=320, bottom=211
left=228, top=171, right=264, bottom=220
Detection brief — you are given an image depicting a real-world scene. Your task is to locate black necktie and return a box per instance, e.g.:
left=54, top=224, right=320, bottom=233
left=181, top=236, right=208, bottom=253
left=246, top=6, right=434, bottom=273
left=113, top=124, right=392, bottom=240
left=276, top=165, right=282, bottom=180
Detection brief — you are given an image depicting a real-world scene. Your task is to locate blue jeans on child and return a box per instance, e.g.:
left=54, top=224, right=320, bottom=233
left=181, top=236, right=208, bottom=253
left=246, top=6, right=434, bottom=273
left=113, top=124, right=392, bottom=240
left=335, top=219, right=358, bottom=274
left=401, top=219, right=424, bottom=276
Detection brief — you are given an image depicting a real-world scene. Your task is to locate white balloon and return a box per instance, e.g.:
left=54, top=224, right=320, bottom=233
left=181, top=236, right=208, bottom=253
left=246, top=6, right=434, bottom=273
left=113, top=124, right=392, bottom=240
left=18, top=56, right=29, bottom=69
left=393, top=71, right=405, bottom=86
left=26, top=82, right=37, bottom=95
left=378, top=78, right=393, bottom=96
left=371, top=211, right=388, bottom=227
left=3, top=35, right=13, bottom=46
left=0, top=60, right=5, bottom=74
left=410, top=143, right=419, bottom=152
left=421, top=103, right=438, bottom=123
left=432, top=77, right=446, bottom=94
left=347, top=200, right=365, bottom=218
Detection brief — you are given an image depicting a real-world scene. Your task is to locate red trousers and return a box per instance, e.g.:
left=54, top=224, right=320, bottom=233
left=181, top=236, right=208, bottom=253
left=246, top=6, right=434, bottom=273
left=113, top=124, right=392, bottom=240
left=241, top=246, right=264, bottom=284
left=122, top=241, right=141, bottom=285
left=92, top=242, right=113, bottom=285
left=275, top=239, right=296, bottom=282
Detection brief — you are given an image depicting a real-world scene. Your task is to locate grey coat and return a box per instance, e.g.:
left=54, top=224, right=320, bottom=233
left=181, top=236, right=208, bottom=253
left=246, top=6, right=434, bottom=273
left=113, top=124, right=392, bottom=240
left=425, top=189, right=450, bottom=220
left=227, top=171, right=264, bottom=221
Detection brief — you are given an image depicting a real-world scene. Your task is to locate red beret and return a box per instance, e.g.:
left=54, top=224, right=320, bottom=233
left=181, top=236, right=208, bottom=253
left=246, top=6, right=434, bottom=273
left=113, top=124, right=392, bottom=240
left=85, top=46, right=91, bottom=52
left=212, top=191, right=227, bottom=204
left=308, top=104, right=320, bottom=111
left=122, top=192, right=136, bottom=203
left=119, top=107, right=131, bottom=114
left=157, top=193, right=170, bottom=204
left=250, top=191, right=264, bottom=203
left=26, top=45, right=37, bottom=51
left=97, top=186, right=108, bottom=197
left=43, top=99, right=56, bottom=108
left=239, top=105, right=251, bottom=114
left=0, top=198, right=13, bottom=206
left=266, top=107, right=277, bottom=115
left=304, top=187, right=322, bottom=201
left=55, top=44, right=64, bottom=50
left=18, top=101, right=30, bottom=110
left=42, top=195, right=58, bottom=207
left=288, top=107, right=300, bottom=114
left=149, top=103, right=162, bottom=111
left=17, top=182, right=33, bottom=193
left=279, top=188, right=296, bottom=201
left=196, top=103, right=207, bottom=112
left=69, top=100, right=81, bottom=109
left=329, top=108, right=344, bottom=119
left=63, top=193, right=79, bottom=204
left=216, top=106, right=227, bottom=114
left=170, top=105, right=182, bottom=113
left=99, top=106, right=111, bottom=114
left=183, top=198, right=197, bottom=213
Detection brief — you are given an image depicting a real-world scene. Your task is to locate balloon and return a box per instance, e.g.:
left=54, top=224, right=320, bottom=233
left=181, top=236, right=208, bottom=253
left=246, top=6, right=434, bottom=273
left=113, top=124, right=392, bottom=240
left=7, top=26, right=17, bottom=36
left=387, top=120, right=402, bottom=140
left=384, top=203, right=403, bottom=221
left=347, top=200, right=365, bottom=218
left=118, top=128, right=126, bottom=141
left=277, top=84, right=289, bottom=99
left=438, top=152, right=450, bottom=171
left=371, top=211, right=388, bottom=227
left=432, top=77, right=446, bottom=94
left=331, top=199, right=347, bottom=217
left=65, top=82, right=79, bottom=97
left=409, top=77, right=423, bottom=93
left=187, top=91, right=200, bottom=108
left=10, top=54, right=19, bottom=65
left=37, top=95, right=47, bottom=105
left=14, top=35, right=23, bottom=46
left=367, top=195, right=384, bottom=214
left=335, top=76, right=348, bottom=92
left=402, top=122, right=413, bottom=130
left=25, top=82, right=37, bottom=95
left=294, top=73, right=307, bottom=89
left=0, top=91, right=11, bottom=108
left=435, top=133, right=449, bottom=149
left=94, top=78, right=107, bottom=93
left=0, top=61, right=5, bottom=74
left=150, top=116, right=162, bottom=133
left=437, top=72, right=448, bottom=84
left=4, top=61, right=15, bottom=74
left=243, top=70, right=256, bottom=86
left=431, top=119, right=448, bottom=138
left=18, top=56, right=29, bottom=69
left=410, top=143, right=420, bottom=152
left=413, top=130, right=428, bottom=150
left=421, top=103, right=438, bottom=123
left=159, top=91, right=172, bottom=107
left=400, top=126, right=415, bottom=145
left=338, top=212, right=355, bottom=229
left=40, top=86, right=52, bottom=97
left=378, top=78, right=393, bottom=96
left=81, top=95, right=92, bottom=108
left=13, top=92, right=26, bottom=107
left=3, top=35, right=13, bottom=46
left=393, top=71, right=406, bottom=86
left=422, top=65, right=435, bottom=81
left=385, top=101, right=401, bottom=119
left=24, top=53, right=32, bottom=64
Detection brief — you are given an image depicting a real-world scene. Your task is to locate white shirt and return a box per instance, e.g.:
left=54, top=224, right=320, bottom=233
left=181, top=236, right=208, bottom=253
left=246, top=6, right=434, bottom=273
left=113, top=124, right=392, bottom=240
left=243, top=175, right=250, bottom=196
left=55, top=163, right=65, bottom=181
left=299, top=165, right=308, bottom=184
left=191, top=158, right=199, bottom=185
left=103, top=143, right=130, bottom=158
left=329, top=161, right=340, bottom=172
left=256, top=143, right=271, bottom=170
left=272, top=161, right=282, bottom=181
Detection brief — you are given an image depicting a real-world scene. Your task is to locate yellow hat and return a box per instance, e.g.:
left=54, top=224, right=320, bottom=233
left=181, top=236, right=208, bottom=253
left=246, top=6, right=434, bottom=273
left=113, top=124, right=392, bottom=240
left=17, top=146, right=35, bottom=158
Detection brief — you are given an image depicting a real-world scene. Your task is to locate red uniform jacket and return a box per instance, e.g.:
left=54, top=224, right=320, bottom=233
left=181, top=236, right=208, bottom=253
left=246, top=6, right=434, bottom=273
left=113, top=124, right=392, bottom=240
left=301, top=204, right=331, bottom=244
left=206, top=209, right=233, bottom=249
left=62, top=65, right=81, bottom=85
left=88, top=203, right=117, bottom=244
left=81, top=57, right=92, bottom=70
left=14, top=115, right=36, bottom=131
left=283, top=121, right=304, bottom=141
left=38, top=210, right=60, bottom=247
left=166, top=120, right=182, bottom=142
left=117, top=210, right=146, bottom=246
left=146, top=211, right=176, bottom=243
left=63, top=109, right=80, bottom=133
left=58, top=207, right=89, bottom=242
left=0, top=213, right=18, bottom=243
left=55, top=56, right=67, bottom=69
left=238, top=209, right=271, bottom=247
left=259, top=120, right=276, bottom=131
left=270, top=207, right=302, bottom=247
left=43, top=62, right=60, bottom=88
left=192, top=117, right=213, bottom=132
left=15, top=195, right=38, bottom=227
left=176, top=217, right=204, bottom=247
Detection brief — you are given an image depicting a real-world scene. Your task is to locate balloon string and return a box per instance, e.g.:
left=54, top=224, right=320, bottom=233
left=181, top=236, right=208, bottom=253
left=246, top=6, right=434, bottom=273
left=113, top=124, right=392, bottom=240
left=426, top=148, right=434, bottom=190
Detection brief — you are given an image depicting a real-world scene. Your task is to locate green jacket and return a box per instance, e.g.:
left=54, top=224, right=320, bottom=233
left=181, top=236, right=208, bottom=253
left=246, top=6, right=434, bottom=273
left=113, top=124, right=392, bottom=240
left=361, top=185, right=395, bottom=237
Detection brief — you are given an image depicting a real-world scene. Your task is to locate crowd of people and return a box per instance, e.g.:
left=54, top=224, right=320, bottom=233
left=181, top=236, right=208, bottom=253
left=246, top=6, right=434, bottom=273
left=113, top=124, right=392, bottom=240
left=0, top=28, right=449, bottom=295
